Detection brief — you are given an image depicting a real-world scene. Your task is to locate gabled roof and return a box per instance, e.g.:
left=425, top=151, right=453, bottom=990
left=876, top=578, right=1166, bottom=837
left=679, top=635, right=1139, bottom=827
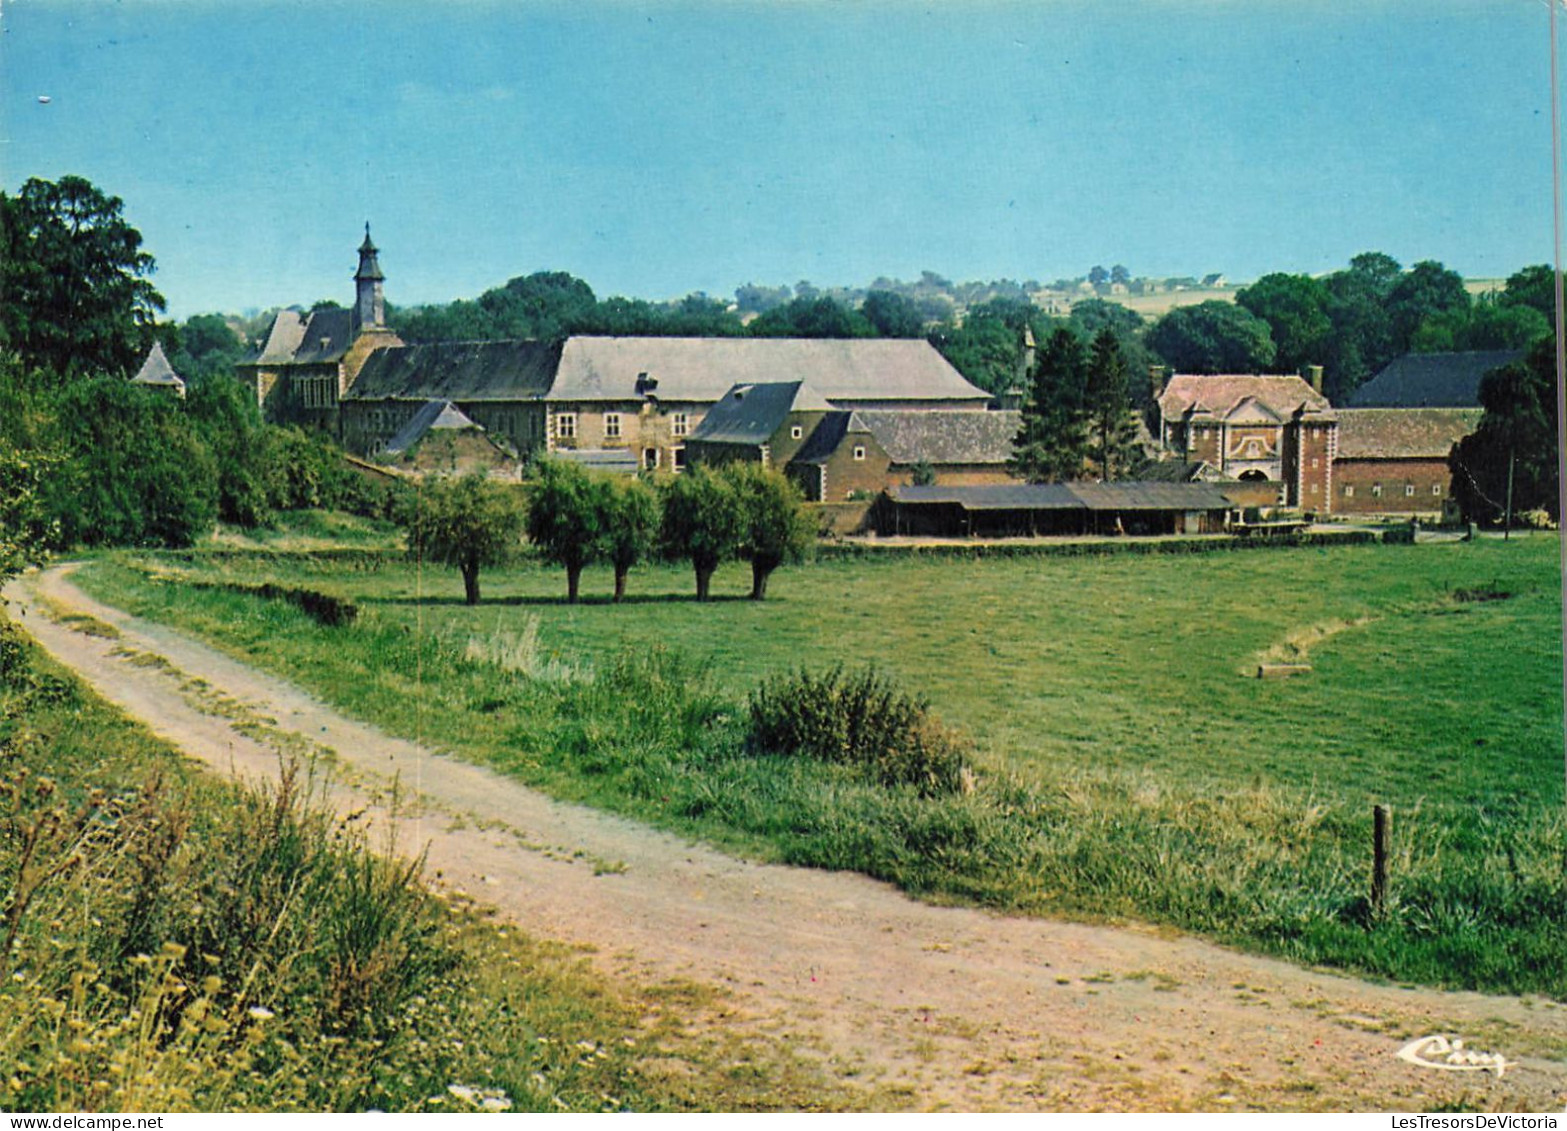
left=1141, top=459, right=1219, bottom=483
left=1348, top=350, right=1525, bottom=408
left=1159, top=374, right=1330, bottom=420
left=1334, top=408, right=1483, bottom=460
left=545, top=337, right=989, bottom=405
left=850, top=410, right=1020, bottom=465
left=384, top=400, right=484, bottom=455
left=130, top=341, right=184, bottom=390
left=1224, top=395, right=1283, bottom=425
left=247, top=307, right=354, bottom=366
left=790, top=411, right=859, bottom=465
left=686, top=380, right=834, bottom=446
left=347, top=340, right=562, bottom=401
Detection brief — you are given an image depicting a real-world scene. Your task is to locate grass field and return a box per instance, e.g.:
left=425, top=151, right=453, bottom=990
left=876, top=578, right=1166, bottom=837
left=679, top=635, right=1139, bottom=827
left=0, top=613, right=854, bottom=1112
left=77, top=525, right=1567, bottom=998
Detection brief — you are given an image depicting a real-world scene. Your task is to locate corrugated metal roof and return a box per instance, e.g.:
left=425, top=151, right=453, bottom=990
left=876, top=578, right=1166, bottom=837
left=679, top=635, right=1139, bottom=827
left=1348, top=350, right=1523, bottom=408
left=887, top=481, right=1235, bottom=513
left=347, top=339, right=562, bottom=401
left=546, top=337, right=990, bottom=405
left=1335, top=408, right=1482, bottom=459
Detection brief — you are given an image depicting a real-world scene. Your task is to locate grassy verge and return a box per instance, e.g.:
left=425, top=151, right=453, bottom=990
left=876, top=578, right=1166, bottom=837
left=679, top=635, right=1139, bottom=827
left=73, top=532, right=1567, bottom=999
left=0, top=617, right=854, bottom=1113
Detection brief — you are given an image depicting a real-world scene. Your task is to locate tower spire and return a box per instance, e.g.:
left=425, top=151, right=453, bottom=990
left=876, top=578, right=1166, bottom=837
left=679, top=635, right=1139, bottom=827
left=354, top=222, right=385, bottom=329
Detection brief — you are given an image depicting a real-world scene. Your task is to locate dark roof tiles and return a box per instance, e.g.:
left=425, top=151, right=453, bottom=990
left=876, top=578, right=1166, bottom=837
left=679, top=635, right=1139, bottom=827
left=1335, top=408, right=1482, bottom=459
left=1348, top=351, right=1525, bottom=408
left=347, top=340, right=562, bottom=401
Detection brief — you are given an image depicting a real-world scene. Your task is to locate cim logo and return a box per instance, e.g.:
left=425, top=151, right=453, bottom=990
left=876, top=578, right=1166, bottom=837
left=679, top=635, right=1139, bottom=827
left=1396, top=1034, right=1511, bottom=1078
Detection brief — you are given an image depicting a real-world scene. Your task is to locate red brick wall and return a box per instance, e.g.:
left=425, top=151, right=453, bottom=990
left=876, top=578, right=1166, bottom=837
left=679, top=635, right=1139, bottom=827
left=1334, top=458, right=1453, bottom=516
left=817, top=432, right=893, bottom=500
left=1297, top=421, right=1335, bottom=513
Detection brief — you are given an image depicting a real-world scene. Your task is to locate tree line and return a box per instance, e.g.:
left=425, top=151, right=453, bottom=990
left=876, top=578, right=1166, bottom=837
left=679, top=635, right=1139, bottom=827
left=406, top=459, right=814, bottom=606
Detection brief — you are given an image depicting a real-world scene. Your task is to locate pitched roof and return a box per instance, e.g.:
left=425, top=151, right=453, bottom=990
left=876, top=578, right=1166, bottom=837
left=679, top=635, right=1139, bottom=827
left=247, top=307, right=354, bottom=366
left=1140, top=459, right=1213, bottom=482
left=1348, top=350, right=1525, bottom=408
left=851, top=410, right=1020, bottom=465
left=1159, top=374, right=1330, bottom=420
left=1334, top=408, right=1483, bottom=459
left=887, top=481, right=1234, bottom=512
left=545, top=337, right=989, bottom=405
left=346, top=340, right=562, bottom=401
left=130, top=341, right=184, bottom=389
left=686, top=381, right=834, bottom=446
left=384, top=400, right=484, bottom=455
left=790, top=411, right=857, bottom=465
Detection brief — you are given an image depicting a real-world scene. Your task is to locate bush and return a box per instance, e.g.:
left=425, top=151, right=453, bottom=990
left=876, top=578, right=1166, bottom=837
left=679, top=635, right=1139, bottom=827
left=746, top=665, right=971, bottom=796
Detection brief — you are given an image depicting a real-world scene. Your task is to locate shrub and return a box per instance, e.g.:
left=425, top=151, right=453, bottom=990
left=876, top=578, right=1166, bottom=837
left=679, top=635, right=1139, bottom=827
left=746, top=665, right=971, bottom=796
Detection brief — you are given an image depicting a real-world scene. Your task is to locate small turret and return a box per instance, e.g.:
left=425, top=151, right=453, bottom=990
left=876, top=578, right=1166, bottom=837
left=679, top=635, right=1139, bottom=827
left=354, top=223, right=386, bottom=331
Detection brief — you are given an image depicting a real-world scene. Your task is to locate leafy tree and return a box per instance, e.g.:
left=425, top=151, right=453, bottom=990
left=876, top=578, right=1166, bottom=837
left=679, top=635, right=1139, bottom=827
left=1235, top=273, right=1332, bottom=374
left=1010, top=327, right=1089, bottom=483
left=660, top=465, right=743, bottom=601
left=479, top=271, right=598, bottom=340
left=525, top=458, right=606, bottom=604
left=185, top=376, right=272, bottom=527
left=0, top=175, right=165, bottom=379
left=1068, top=299, right=1143, bottom=341
left=401, top=472, right=524, bottom=605
left=910, top=460, right=937, bottom=487
left=1409, top=296, right=1549, bottom=353
left=748, top=296, right=873, bottom=339
left=929, top=299, right=1041, bottom=394
left=1110, top=265, right=1131, bottom=287
left=1146, top=301, right=1276, bottom=374
left=1321, top=267, right=1396, bottom=402
left=734, top=282, right=793, bottom=314
left=725, top=462, right=814, bottom=600
left=172, top=313, right=245, bottom=381
left=1088, top=265, right=1109, bottom=288
left=1499, top=264, right=1558, bottom=323
left=0, top=443, right=59, bottom=583
left=1387, top=260, right=1470, bottom=354
left=1450, top=336, right=1560, bottom=524
left=43, top=377, right=217, bottom=547
left=860, top=290, right=926, bottom=338
left=1084, top=330, right=1142, bottom=480
left=599, top=474, right=661, bottom=603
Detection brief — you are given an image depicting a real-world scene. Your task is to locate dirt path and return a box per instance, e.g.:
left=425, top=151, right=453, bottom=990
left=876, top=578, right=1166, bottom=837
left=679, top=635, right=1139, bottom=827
left=7, top=563, right=1566, bottom=1112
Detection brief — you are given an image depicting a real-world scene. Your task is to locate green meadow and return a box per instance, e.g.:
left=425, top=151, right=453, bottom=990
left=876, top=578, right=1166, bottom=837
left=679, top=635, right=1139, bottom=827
left=77, top=527, right=1567, bottom=998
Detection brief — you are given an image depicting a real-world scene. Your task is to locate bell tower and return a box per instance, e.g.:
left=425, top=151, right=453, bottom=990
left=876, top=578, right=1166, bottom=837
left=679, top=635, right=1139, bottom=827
left=354, top=223, right=386, bottom=331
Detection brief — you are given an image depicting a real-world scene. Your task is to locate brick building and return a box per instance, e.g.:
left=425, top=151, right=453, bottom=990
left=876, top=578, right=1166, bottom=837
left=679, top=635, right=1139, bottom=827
left=1333, top=408, right=1481, bottom=517
left=1154, top=372, right=1338, bottom=512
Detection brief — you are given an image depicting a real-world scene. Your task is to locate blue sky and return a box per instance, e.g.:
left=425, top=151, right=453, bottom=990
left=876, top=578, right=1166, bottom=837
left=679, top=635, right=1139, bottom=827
left=0, top=0, right=1560, bottom=318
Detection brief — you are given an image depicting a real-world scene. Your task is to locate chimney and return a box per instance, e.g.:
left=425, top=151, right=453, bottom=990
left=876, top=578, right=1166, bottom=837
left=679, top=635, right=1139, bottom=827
left=1304, top=364, right=1324, bottom=395
left=1149, top=364, right=1168, bottom=399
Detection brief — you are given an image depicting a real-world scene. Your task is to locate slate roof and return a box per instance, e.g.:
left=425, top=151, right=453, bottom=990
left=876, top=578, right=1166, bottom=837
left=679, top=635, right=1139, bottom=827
left=1334, top=408, right=1482, bottom=460
left=686, top=381, right=834, bottom=446
left=887, top=481, right=1235, bottom=512
left=247, top=307, right=355, bottom=366
left=1159, top=374, right=1331, bottom=420
left=1140, top=459, right=1212, bottom=483
left=130, top=342, right=184, bottom=390
left=1348, top=350, right=1524, bottom=408
left=384, top=400, right=484, bottom=455
left=851, top=410, right=1020, bottom=465
left=545, top=337, right=989, bottom=405
left=346, top=340, right=562, bottom=401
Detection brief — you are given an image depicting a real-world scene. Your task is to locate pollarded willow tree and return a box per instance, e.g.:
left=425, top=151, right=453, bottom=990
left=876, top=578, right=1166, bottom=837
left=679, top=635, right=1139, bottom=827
left=525, top=457, right=607, bottom=604
left=400, top=472, right=525, bottom=605
left=660, top=464, right=744, bottom=602
left=599, top=473, right=661, bottom=603
left=725, top=461, right=814, bottom=600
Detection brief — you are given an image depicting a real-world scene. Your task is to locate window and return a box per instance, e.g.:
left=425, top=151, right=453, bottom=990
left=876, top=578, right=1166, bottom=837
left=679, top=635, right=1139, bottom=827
left=1310, top=457, right=1319, bottom=469
left=673, top=447, right=687, bottom=471
left=1344, top=484, right=1355, bottom=497
left=644, top=448, right=660, bottom=470
left=1310, top=483, right=1318, bottom=494
left=604, top=413, right=621, bottom=440
left=672, top=413, right=689, bottom=437
left=1372, top=483, right=1382, bottom=498
left=1405, top=483, right=1415, bottom=497
left=791, top=425, right=803, bottom=440
left=555, top=413, right=577, bottom=439
left=1432, top=484, right=1442, bottom=497
left=853, top=446, right=866, bottom=461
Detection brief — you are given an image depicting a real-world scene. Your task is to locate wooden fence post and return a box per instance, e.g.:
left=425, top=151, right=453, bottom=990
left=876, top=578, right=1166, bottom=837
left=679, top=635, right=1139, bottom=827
left=1372, top=804, right=1391, bottom=918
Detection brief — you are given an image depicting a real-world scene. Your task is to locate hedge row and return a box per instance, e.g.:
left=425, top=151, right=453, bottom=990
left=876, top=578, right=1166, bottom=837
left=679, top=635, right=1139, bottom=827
left=818, top=530, right=1382, bottom=561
